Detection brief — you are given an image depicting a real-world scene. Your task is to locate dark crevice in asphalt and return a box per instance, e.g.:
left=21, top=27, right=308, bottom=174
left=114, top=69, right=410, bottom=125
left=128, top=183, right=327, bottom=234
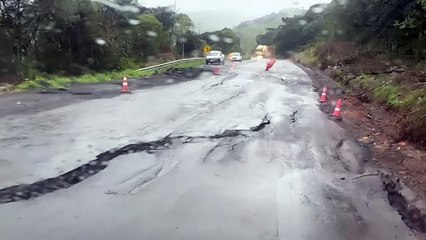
left=381, top=174, right=426, bottom=233
left=204, top=73, right=238, bottom=90
left=202, top=143, right=221, bottom=163
left=290, top=111, right=298, bottom=124
left=0, top=115, right=271, bottom=204
left=211, top=91, right=245, bottom=108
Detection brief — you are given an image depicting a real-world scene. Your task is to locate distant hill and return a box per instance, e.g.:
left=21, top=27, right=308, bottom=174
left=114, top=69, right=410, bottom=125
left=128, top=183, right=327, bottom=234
left=187, top=11, right=255, bottom=33
left=234, top=8, right=306, bottom=53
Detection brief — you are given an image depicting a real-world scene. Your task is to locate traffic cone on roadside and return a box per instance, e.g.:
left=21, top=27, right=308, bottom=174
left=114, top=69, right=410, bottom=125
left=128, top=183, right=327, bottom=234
left=121, top=77, right=131, bottom=93
left=265, top=58, right=277, bottom=71
left=332, top=99, right=343, bottom=120
left=319, top=86, right=328, bottom=103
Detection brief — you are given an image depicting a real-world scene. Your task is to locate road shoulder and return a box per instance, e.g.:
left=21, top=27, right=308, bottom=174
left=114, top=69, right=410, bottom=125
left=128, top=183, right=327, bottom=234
left=297, top=62, right=426, bottom=235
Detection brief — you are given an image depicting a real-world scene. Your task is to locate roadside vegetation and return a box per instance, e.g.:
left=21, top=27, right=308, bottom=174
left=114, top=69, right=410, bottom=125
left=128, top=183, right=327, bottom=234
left=0, top=0, right=240, bottom=88
left=15, top=59, right=204, bottom=90
left=256, top=0, right=426, bottom=145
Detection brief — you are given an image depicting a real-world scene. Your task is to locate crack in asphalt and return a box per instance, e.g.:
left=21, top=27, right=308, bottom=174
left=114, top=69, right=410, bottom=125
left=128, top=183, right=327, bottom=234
left=204, top=73, right=238, bottom=91
left=290, top=111, right=298, bottom=124
left=0, top=115, right=271, bottom=204
left=381, top=174, right=426, bottom=233
left=202, top=138, right=248, bottom=163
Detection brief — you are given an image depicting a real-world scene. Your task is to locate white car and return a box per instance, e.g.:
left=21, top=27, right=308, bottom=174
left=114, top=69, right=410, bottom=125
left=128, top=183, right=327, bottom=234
left=206, top=51, right=225, bottom=65
left=229, top=52, right=243, bottom=61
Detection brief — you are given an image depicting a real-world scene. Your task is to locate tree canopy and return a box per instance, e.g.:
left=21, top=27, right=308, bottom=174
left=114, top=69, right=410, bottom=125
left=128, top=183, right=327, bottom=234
left=257, top=0, right=426, bottom=60
left=0, top=0, right=237, bottom=82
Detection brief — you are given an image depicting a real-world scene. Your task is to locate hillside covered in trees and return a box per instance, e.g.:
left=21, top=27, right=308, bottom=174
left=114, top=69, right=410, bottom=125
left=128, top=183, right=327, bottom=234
left=257, top=0, right=426, bottom=61
left=0, top=0, right=241, bottom=84
left=234, top=8, right=305, bottom=54
left=257, top=0, right=426, bottom=145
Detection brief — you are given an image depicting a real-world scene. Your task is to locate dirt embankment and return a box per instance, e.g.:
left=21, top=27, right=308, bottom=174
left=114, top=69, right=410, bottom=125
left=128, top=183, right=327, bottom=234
left=294, top=41, right=426, bottom=145
left=293, top=41, right=426, bottom=234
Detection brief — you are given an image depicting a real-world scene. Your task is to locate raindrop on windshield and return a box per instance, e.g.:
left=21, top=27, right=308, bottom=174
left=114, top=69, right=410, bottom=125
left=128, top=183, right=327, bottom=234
left=223, top=37, right=234, bottom=44
left=321, top=30, right=328, bottom=35
left=124, top=29, right=132, bottom=34
left=95, top=38, right=107, bottom=45
left=337, top=29, right=345, bottom=35
left=191, top=50, right=200, bottom=57
left=298, top=20, right=307, bottom=26
left=44, top=25, right=54, bottom=31
left=146, top=31, right=158, bottom=37
left=208, top=34, right=220, bottom=42
left=312, top=6, right=324, bottom=13
left=178, top=37, right=187, bottom=43
left=122, top=5, right=140, bottom=13
left=43, top=22, right=55, bottom=31
left=128, top=19, right=140, bottom=25
left=92, top=0, right=140, bottom=13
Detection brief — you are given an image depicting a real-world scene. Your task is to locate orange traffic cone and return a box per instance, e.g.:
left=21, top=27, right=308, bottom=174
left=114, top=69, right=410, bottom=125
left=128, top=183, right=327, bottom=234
left=121, top=77, right=131, bottom=93
left=265, top=58, right=276, bottom=71
left=332, top=99, right=343, bottom=120
left=212, top=67, right=220, bottom=75
left=319, top=86, right=328, bottom=103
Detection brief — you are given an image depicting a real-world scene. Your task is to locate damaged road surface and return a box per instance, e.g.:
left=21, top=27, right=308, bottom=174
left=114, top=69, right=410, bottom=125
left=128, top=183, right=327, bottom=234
left=0, top=60, right=420, bottom=240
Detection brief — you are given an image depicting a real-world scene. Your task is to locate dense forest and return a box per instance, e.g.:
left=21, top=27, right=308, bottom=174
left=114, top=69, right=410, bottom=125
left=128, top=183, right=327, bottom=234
left=257, top=0, right=426, bottom=61
left=0, top=0, right=241, bottom=83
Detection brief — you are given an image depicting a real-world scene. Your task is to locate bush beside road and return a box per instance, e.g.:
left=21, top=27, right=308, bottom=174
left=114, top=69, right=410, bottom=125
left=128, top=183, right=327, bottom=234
left=14, top=59, right=204, bottom=91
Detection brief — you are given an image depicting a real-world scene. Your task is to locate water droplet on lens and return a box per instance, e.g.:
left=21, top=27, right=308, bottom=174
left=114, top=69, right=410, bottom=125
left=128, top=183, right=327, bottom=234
left=208, top=34, right=220, bottom=42
left=146, top=31, right=158, bottom=37
left=95, top=38, right=106, bottom=45
left=298, top=20, right=307, bottom=25
left=312, top=6, right=324, bottom=13
left=122, top=5, right=140, bottom=13
left=128, top=19, right=140, bottom=25
left=223, top=37, right=233, bottom=44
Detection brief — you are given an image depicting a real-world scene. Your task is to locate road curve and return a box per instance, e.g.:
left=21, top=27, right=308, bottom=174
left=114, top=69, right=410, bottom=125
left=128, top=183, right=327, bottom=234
left=0, top=60, right=417, bottom=240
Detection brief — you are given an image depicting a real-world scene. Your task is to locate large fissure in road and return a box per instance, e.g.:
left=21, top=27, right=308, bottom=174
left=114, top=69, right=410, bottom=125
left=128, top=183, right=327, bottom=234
left=0, top=115, right=271, bottom=204
left=382, top=175, right=426, bottom=233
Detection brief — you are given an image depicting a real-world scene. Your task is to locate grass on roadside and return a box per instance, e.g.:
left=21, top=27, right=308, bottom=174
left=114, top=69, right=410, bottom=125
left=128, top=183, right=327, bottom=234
left=16, top=59, right=204, bottom=90
left=294, top=43, right=322, bottom=67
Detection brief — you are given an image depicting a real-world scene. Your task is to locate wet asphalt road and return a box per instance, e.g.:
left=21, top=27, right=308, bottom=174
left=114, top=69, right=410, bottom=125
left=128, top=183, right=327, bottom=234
left=0, top=60, right=418, bottom=240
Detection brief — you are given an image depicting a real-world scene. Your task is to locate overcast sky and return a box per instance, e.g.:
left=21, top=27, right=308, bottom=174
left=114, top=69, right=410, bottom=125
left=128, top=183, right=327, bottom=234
left=139, top=0, right=330, bottom=31
left=140, top=0, right=328, bottom=15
